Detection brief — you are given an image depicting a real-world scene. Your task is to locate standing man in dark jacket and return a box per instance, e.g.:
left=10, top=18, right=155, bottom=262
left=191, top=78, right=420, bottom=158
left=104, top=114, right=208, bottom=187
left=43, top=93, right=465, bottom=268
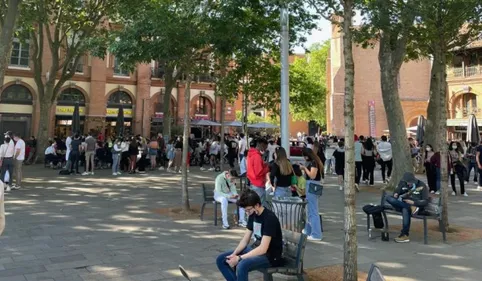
left=386, top=172, right=429, bottom=243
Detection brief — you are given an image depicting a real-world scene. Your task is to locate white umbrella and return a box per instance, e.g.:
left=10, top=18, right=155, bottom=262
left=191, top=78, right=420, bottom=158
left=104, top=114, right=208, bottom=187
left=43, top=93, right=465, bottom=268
left=248, top=122, right=279, bottom=129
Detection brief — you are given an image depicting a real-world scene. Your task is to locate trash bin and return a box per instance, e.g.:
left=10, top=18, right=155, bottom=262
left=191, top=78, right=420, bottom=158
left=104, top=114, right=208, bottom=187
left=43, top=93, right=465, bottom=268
left=267, top=197, right=307, bottom=233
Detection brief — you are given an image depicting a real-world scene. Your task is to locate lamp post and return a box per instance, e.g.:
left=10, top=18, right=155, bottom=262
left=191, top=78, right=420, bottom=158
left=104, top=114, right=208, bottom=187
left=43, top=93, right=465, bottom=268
left=280, top=5, right=290, bottom=156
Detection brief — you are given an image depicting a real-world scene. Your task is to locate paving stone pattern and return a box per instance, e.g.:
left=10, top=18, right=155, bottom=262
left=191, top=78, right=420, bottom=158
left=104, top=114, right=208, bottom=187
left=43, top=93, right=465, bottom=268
left=1, top=166, right=482, bottom=281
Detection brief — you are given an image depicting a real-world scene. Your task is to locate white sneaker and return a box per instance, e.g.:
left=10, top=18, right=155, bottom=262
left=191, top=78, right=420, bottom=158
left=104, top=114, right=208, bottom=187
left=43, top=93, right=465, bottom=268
left=238, top=221, right=248, bottom=228
left=307, top=236, right=322, bottom=241
left=477, top=186, right=482, bottom=191
left=12, top=185, right=21, bottom=190
left=90, top=172, right=94, bottom=175
left=339, top=186, right=343, bottom=191
left=5, top=185, right=11, bottom=192
left=222, top=225, right=231, bottom=230
left=82, top=172, right=89, bottom=176
left=200, top=167, right=206, bottom=171
left=208, top=168, right=215, bottom=171
left=451, top=191, right=456, bottom=196
left=187, top=169, right=190, bottom=173
left=178, top=170, right=182, bottom=174
left=158, top=167, right=165, bottom=171
left=302, top=229, right=307, bottom=235
left=113, top=173, right=117, bottom=176
left=435, top=191, right=440, bottom=195
left=463, top=192, right=468, bottom=197
left=430, top=190, right=435, bottom=194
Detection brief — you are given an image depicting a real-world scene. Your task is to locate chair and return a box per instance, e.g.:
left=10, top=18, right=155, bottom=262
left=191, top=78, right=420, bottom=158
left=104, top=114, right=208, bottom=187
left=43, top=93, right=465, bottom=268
left=199, top=184, right=239, bottom=226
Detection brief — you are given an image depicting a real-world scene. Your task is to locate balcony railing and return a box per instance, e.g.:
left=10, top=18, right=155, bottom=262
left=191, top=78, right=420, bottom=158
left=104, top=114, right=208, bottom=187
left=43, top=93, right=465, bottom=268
left=448, top=65, right=482, bottom=78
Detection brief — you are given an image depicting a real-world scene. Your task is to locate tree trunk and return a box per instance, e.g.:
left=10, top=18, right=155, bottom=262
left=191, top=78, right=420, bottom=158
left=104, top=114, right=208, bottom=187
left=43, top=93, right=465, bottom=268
left=36, top=96, right=53, bottom=162
left=219, top=97, right=226, bottom=171
left=342, top=1, right=357, bottom=280
left=0, top=0, right=22, bottom=88
left=378, top=39, right=414, bottom=187
left=181, top=75, right=192, bottom=213
left=163, top=69, right=176, bottom=142
left=427, top=44, right=449, bottom=231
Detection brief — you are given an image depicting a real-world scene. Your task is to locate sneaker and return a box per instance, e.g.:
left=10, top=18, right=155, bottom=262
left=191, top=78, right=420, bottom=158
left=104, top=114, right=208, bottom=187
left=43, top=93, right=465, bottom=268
left=477, top=186, right=482, bottom=191
left=178, top=170, right=182, bottom=174
left=302, top=229, right=307, bottom=235
left=430, top=190, right=435, bottom=194
left=354, top=184, right=360, bottom=193
left=113, top=173, right=117, bottom=176
left=394, top=234, right=410, bottom=243
left=90, top=172, right=94, bottom=175
left=339, top=185, right=343, bottom=191
left=435, top=191, right=440, bottom=195
left=451, top=191, right=456, bottom=196
left=208, top=168, right=215, bottom=171
left=5, top=185, right=11, bottom=192
left=82, top=172, right=89, bottom=176
left=238, top=221, right=248, bottom=228
left=12, top=185, right=21, bottom=190
left=222, top=225, right=231, bottom=230
left=200, top=167, right=206, bottom=171
left=187, top=169, right=190, bottom=173
left=307, top=236, right=322, bottom=241
left=463, top=192, right=468, bottom=197
left=158, top=167, right=165, bottom=171
left=411, top=206, right=419, bottom=215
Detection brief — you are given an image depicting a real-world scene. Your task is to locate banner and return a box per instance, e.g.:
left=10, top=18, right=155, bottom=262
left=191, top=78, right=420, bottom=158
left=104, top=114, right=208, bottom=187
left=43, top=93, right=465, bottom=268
left=56, top=106, right=86, bottom=116
left=368, top=101, right=376, bottom=137
left=106, top=108, right=132, bottom=118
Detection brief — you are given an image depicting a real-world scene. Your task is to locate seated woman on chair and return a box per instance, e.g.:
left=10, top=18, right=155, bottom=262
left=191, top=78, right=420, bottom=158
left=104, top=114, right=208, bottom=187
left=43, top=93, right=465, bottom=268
left=214, top=169, right=247, bottom=229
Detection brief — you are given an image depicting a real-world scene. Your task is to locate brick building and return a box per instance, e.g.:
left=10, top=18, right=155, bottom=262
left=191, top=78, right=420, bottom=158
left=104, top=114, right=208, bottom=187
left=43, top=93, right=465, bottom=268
left=446, top=39, right=482, bottom=140
left=326, top=24, right=431, bottom=137
left=0, top=37, right=309, bottom=139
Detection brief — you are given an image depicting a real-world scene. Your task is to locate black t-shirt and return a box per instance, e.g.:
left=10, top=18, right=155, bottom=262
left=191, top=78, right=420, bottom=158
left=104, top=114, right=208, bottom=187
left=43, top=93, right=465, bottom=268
left=247, top=208, right=283, bottom=265
left=71, top=139, right=82, bottom=152
left=270, top=162, right=293, bottom=187
left=477, top=145, right=482, bottom=164
left=305, top=160, right=322, bottom=181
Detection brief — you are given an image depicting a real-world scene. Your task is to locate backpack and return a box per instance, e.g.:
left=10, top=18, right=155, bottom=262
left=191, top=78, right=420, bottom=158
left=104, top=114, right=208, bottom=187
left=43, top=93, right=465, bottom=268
left=362, top=204, right=384, bottom=229
left=59, top=169, right=70, bottom=175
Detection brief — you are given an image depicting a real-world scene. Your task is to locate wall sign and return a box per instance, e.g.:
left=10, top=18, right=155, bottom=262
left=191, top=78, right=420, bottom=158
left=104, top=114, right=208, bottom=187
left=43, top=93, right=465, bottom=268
left=106, top=108, right=133, bottom=118
left=368, top=101, right=376, bottom=137
left=56, top=106, right=86, bottom=116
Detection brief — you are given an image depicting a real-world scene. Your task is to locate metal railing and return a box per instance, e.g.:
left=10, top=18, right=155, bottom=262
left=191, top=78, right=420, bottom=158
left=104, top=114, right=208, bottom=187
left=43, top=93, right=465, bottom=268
left=448, top=65, right=482, bottom=78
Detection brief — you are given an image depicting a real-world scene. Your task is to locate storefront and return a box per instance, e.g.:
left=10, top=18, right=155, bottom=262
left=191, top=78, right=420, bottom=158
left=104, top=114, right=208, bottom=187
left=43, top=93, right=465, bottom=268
left=0, top=84, right=34, bottom=142
left=55, top=88, right=86, bottom=137
left=105, top=90, right=133, bottom=137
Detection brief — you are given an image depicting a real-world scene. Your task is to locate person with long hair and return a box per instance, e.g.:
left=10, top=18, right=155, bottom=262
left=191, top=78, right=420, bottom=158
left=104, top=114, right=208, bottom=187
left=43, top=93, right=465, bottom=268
left=269, top=147, right=294, bottom=198
left=448, top=141, right=467, bottom=196
left=300, top=147, right=324, bottom=241
left=128, top=137, right=139, bottom=174
left=361, top=138, right=377, bottom=186
left=148, top=136, right=159, bottom=170
left=424, top=144, right=440, bottom=194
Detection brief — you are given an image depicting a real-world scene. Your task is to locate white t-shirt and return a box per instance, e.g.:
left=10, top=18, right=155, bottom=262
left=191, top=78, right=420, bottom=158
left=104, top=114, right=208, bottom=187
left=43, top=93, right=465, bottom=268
left=14, top=139, right=26, bottom=161
left=239, top=138, right=247, bottom=155
left=210, top=141, right=219, bottom=155
left=267, top=143, right=278, bottom=162
left=65, top=136, right=72, bottom=160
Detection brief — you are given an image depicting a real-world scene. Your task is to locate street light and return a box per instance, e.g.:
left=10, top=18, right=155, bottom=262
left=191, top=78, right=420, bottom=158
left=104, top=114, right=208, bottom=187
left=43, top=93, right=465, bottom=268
left=280, top=5, right=290, bottom=156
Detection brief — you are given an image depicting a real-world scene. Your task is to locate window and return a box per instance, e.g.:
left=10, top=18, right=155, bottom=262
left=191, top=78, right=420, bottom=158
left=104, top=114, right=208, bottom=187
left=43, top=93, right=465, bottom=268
left=10, top=39, right=30, bottom=67
left=108, top=91, right=133, bottom=107
left=0, top=85, right=33, bottom=104
left=57, top=88, right=86, bottom=105
left=197, top=92, right=208, bottom=114
left=463, top=93, right=477, bottom=114
left=113, top=57, right=129, bottom=76
left=68, top=57, right=84, bottom=73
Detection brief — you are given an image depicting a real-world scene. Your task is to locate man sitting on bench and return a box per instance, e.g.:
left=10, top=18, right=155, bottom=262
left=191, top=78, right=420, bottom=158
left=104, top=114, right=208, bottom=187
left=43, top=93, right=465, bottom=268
left=216, top=189, right=283, bottom=281
left=386, top=172, right=429, bottom=243
left=214, top=169, right=247, bottom=229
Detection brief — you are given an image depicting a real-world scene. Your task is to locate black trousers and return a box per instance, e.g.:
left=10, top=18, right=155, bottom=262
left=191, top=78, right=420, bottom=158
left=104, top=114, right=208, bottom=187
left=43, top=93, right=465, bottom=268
left=69, top=152, right=80, bottom=173
left=380, top=159, right=393, bottom=181
left=451, top=172, right=465, bottom=194
left=425, top=163, right=437, bottom=192
left=228, top=153, right=236, bottom=168
left=355, top=161, right=363, bottom=184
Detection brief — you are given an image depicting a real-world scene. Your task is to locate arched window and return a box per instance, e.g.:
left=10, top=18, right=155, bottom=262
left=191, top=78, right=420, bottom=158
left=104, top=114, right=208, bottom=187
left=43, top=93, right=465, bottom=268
left=0, top=84, right=33, bottom=104
left=57, top=88, right=86, bottom=105
left=108, top=91, right=133, bottom=108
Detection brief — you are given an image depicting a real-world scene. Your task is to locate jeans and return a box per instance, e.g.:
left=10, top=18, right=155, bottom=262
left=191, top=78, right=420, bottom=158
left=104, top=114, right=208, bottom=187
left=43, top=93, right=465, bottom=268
left=386, top=196, right=411, bottom=235
left=380, top=159, right=393, bottom=181
left=112, top=153, right=120, bottom=174
left=324, top=158, right=332, bottom=174
left=274, top=186, right=291, bottom=198
left=214, top=192, right=246, bottom=227
left=1, top=158, right=14, bottom=184
left=69, top=152, right=80, bottom=173
left=466, top=161, right=477, bottom=182
left=250, top=186, right=266, bottom=206
left=216, top=247, right=271, bottom=281
left=304, top=180, right=322, bottom=239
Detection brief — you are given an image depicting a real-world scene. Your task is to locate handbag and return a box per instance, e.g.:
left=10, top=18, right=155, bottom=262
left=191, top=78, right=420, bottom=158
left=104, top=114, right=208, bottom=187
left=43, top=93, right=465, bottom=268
left=308, top=182, right=323, bottom=196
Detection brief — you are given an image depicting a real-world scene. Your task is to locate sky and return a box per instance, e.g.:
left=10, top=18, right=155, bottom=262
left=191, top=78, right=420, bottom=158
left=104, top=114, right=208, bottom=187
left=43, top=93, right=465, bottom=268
left=293, top=18, right=332, bottom=54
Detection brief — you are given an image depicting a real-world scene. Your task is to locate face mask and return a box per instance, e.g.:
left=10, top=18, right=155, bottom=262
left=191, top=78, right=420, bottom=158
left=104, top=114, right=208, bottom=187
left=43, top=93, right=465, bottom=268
left=452, top=145, right=457, bottom=149
left=426, top=147, right=432, bottom=152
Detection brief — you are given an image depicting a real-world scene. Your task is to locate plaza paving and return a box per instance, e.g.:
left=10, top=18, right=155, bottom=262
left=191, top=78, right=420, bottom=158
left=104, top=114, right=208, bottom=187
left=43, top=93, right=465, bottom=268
left=1, top=165, right=482, bottom=281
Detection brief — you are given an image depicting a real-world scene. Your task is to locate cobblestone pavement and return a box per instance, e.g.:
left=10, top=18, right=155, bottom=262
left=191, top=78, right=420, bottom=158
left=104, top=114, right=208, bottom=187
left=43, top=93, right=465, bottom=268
left=1, top=165, right=482, bottom=281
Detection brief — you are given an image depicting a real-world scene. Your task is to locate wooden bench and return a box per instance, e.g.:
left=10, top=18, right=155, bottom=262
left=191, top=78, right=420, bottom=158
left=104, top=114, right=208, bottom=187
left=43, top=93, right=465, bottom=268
left=200, top=184, right=239, bottom=226
left=366, top=264, right=386, bottom=281
left=367, top=191, right=446, bottom=244
left=259, top=229, right=308, bottom=281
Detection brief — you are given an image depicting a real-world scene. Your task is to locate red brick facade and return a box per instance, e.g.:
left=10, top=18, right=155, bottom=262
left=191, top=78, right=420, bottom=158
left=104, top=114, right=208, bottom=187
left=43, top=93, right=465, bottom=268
left=326, top=25, right=430, bottom=137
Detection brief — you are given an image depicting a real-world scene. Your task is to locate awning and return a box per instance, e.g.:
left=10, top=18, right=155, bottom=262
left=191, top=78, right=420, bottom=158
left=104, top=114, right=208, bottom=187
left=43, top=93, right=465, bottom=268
left=191, top=119, right=221, bottom=126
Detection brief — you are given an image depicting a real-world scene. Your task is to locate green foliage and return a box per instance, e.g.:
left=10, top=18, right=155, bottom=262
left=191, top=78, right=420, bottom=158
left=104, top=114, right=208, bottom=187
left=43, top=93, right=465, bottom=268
left=235, top=110, right=279, bottom=125
left=290, top=41, right=329, bottom=125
